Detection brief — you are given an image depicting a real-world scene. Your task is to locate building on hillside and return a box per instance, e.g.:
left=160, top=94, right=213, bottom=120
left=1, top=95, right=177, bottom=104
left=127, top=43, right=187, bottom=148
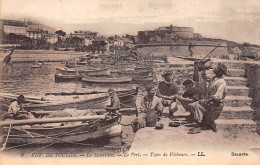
left=113, top=36, right=124, bottom=47
left=70, top=31, right=97, bottom=39
left=69, top=31, right=98, bottom=47
left=26, top=24, right=58, bottom=44
left=137, top=25, right=194, bottom=44
left=0, top=19, right=28, bottom=44
left=91, top=38, right=107, bottom=53
left=193, top=33, right=203, bottom=38
left=84, top=37, right=93, bottom=46
left=1, top=19, right=27, bottom=36
left=123, top=37, right=134, bottom=48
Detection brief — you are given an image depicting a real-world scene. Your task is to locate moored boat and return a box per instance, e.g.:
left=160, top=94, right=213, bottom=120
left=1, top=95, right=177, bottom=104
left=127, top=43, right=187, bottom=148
left=117, top=69, right=152, bottom=77
left=56, top=67, right=110, bottom=76
left=55, top=73, right=82, bottom=82
left=0, top=87, right=137, bottom=111
left=82, top=76, right=132, bottom=83
left=0, top=111, right=121, bottom=145
left=132, top=75, right=154, bottom=83
left=23, top=93, right=108, bottom=111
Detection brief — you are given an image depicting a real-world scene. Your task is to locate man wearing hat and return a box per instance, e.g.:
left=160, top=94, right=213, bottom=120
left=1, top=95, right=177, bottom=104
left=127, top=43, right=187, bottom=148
left=135, top=84, right=163, bottom=128
left=156, top=70, right=179, bottom=118
left=4, top=95, right=35, bottom=120
left=106, top=88, right=120, bottom=114
left=188, top=63, right=227, bottom=133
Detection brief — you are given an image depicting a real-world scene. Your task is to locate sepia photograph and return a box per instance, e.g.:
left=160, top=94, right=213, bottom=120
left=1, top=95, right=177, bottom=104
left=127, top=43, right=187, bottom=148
left=0, top=0, right=260, bottom=165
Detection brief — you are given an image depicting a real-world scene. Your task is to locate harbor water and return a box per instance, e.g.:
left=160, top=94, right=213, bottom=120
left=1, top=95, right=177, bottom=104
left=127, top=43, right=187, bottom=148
left=0, top=55, right=138, bottom=157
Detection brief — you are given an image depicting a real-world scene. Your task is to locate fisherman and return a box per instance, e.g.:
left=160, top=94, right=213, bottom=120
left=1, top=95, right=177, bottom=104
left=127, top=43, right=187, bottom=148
left=188, top=42, right=194, bottom=57
left=135, top=85, right=163, bottom=129
left=188, top=63, right=227, bottom=133
left=105, top=88, right=120, bottom=115
left=156, top=70, right=179, bottom=119
left=3, top=95, right=35, bottom=120
left=177, top=79, right=197, bottom=113
left=193, top=58, right=212, bottom=100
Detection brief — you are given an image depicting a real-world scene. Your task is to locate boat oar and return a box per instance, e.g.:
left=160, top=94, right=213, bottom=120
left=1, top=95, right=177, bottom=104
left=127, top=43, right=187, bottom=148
left=0, top=115, right=106, bottom=126
left=0, top=120, right=12, bottom=151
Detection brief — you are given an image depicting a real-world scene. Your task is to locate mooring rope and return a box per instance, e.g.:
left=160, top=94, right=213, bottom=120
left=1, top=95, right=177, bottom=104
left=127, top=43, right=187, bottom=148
left=5, top=117, right=122, bottom=150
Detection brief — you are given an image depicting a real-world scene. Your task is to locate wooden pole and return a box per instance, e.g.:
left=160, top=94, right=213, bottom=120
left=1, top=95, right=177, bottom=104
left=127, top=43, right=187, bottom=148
left=0, top=115, right=106, bottom=126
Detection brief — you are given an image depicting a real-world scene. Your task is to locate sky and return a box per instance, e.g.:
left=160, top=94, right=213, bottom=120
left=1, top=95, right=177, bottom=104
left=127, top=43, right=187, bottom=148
left=1, top=0, right=260, bottom=44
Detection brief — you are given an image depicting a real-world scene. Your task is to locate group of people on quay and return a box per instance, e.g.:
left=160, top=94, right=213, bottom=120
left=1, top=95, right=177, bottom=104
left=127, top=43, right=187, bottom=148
left=134, top=61, right=227, bottom=134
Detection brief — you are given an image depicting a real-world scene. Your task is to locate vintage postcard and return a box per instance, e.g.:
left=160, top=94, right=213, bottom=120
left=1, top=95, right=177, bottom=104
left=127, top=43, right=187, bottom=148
left=0, top=0, right=260, bottom=165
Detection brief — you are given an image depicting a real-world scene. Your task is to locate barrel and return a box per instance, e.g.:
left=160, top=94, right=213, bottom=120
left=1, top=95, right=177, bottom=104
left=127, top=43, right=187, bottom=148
left=145, top=108, right=157, bottom=127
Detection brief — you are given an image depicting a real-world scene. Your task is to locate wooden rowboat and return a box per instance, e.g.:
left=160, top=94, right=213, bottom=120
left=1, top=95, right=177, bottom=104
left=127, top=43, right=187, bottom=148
left=56, top=67, right=110, bottom=76
left=0, top=88, right=138, bottom=111
left=23, top=93, right=109, bottom=111
left=55, top=73, right=81, bottom=82
left=1, top=113, right=121, bottom=145
left=82, top=76, right=132, bottom=84
left=132, top=75, right=153, bottom=83
left=117, top=70, right=152, bottom=77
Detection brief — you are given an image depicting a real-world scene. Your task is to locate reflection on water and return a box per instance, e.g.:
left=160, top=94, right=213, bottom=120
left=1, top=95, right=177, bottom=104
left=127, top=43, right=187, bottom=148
left=0, top=62, right=136, bottom=156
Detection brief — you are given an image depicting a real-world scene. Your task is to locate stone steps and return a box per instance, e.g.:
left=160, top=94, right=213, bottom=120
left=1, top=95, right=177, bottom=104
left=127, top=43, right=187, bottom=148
left=224, top=77, right=247, bottom=86
left=224, top=96, right=252, bottom=107
left=212, top=61, right=245, bottom=69
left=165, top=58, right=257, bottom=134
left=215, top=119, right=257, bottom=133
left=226, top=86, right=249, bottom=96
left=227, top=69, right=245, bottom=77
left=220, top=106, right=254, bottom=120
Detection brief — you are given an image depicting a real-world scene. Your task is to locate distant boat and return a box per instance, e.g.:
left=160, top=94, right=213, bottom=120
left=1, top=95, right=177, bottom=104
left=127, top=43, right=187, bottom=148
left=110, top=65, right=135, bottom=73
left=118, top=69, right=152, bottom=77
left=82, top=76, right=132, bottom=84
left=56, top=67, right=110, bottom=76
left=31, top=64, right=41, bottom=68
left=132, top=75, right=153, bottom=83
left=55, top=73, right=81, bottom=82
left=31, top=61, right=42, bottom=68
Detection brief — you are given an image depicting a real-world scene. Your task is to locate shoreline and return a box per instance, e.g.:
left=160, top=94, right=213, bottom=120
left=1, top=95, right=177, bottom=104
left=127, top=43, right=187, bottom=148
left=0, top=50, right=90, bottom=63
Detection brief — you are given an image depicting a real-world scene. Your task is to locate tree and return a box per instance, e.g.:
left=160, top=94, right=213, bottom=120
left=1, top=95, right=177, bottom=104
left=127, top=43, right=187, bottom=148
left=55, top=30, right=66, bottom=37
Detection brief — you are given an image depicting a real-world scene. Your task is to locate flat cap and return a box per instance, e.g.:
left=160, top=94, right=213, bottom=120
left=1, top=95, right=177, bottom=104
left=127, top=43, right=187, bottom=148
left=162, top=70, right=173, bottom=77
left=108, top=88, right=114, bottom=93
left=17, top=95, right=25, bottom=101
left=218, top=63, right=227, bottom=75
left=182, top=79, right=195, bottom=85
left=145, top=84, right=155, bottom=91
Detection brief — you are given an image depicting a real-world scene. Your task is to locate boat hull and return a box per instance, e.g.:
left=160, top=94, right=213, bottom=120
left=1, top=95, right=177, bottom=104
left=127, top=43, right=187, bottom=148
left=55, top=74, right=81, bottom=82
left=82, top=76, right=132, bottom=83
left=56, top=67, right=110, bottom=76
left=23, top=94, right=109, bottom=111
left=2, top=116, right=121, bottom=145
left=118, top=70, right=151, bottom=77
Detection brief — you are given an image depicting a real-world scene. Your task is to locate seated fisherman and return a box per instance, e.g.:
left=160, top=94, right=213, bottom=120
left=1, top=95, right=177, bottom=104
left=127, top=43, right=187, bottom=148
left=4, top=95, right=35, bottom=120
left=135, top=85, right=163, bottom=128
left=105, top=88, right=120, bottom=115
left=156, top=70, right=179, bottom=118
left=177, top=79, right=198, bottom=122
left=177, top=79, right=198, bottom=111
left=188, top=63, right=227, bottom=133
